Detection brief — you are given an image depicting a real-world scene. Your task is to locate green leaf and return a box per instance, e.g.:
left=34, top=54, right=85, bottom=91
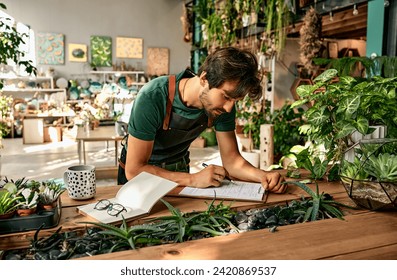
left=296, top=84, right=315, bottom=97
left=355, top=117, right=369, bottom=135
left=338, top=95, right=360, bottom=116
left=291, top=98, right=309, bottom=108
left=335, top=123, right=356, bottom=139
left=309, top=110, right=329, bottom=126
left=313, top=158, right=328, bottom=179
left=286, top=181, right=317, bottom=198
left=387, top=88, right=396, bottom=99
left=311, top=198, right=320, bottom=221
left=313, top=69, right=338, bottom=83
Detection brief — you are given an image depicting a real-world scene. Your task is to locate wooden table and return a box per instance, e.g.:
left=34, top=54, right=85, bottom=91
left=1, top=179, right=396, bottom=260
left=76, top=125, right=124, bottom=166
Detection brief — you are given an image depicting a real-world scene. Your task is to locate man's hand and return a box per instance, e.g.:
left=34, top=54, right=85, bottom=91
left=191, top=164, right=228, bottom=188
left=260, top=172, right=287, bottom=193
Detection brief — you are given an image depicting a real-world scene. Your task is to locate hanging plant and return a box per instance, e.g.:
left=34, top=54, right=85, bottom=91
left=193, top=0, right=289, bottom=57
left=299, top=7, right=323, bottom=75
left=260, top=0, right=291, bottom=59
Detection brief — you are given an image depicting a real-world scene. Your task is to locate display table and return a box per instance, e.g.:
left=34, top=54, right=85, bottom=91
left=76, top=125, right=124, bottom=166
left=1, top=178, right=396, bottom=260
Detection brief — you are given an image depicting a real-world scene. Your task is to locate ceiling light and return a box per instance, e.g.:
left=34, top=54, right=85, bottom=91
left=353, top=4, right=358, bottom=15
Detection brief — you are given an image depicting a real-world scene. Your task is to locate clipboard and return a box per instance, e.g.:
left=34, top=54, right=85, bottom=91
left=167, top=180, right=268, bottom=203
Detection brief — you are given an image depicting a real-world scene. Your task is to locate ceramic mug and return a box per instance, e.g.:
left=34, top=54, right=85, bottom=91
left=64, top=165, right=96, bottom=200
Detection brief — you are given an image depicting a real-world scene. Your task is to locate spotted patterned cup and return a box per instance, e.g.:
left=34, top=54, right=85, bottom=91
left=64, top=165, right=96, bottom=200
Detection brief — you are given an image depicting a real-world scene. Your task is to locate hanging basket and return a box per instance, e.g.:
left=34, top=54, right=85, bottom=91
left=340, top=138, right=397, bottom=210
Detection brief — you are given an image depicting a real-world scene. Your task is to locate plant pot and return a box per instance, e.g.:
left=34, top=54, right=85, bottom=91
left=345, top=125, right=387, bottom=162
left=0, top=210, right=16, bottom=220
left=39, top=201, right=57, bottom=211
left=17, top=207, right=37, bottom=217
left=241, top=150, right=260, bottom=168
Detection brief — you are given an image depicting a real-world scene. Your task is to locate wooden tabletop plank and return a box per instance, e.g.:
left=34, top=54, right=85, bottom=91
left=76, top=126, right=123, bottom=141
left=80, top=211, right=397, bottom=260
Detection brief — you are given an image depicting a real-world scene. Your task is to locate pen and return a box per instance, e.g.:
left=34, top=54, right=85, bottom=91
left=202, top=163, right=235, bottom=184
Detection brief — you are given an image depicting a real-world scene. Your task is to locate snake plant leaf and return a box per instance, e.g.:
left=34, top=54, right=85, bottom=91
left=311, top=198, right=321, bottom=221
left=287, top=181, right=317, bottom=198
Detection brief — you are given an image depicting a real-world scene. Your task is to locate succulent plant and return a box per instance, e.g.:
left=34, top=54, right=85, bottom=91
left=39, top=180, right=65, bottom=204
left=17, top=188, right=39, bottom=209
left=364, top=153, right=397, bottom=182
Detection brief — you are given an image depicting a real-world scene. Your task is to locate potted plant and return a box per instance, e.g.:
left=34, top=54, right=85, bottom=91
left=291, top=68, right=397, bottom=179
left=2, top=177, right=40, bottom=216
left=340, top=138, right=397, bottom=210
left=38, top=180, right=65, bottom=210
left=0, top=189, right=21, bottom=219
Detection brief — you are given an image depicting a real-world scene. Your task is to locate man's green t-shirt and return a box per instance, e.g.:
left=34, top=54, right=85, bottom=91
left=128, top=70, right=236, bottom=141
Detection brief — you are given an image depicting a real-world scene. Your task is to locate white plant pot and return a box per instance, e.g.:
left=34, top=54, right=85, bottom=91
left=241, top=150, right=260, bottom=168
left=345, top=125, right=387, bottom=162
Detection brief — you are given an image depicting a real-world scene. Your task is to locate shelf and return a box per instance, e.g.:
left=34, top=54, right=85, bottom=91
left=89, top=70, right=145, bottom=75
left=20, top=112, right=75, bottom=118
left=0, top=75, right=54, bottom=89
left=1, top=88, right=66, bottom=93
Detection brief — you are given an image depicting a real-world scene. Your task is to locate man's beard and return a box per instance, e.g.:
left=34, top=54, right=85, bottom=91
left=199, top=88, right=225, bottom=119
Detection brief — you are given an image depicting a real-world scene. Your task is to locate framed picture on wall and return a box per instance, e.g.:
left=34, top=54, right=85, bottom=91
left=90, top=36, right=112, bottom=67
left=116, top=37, right=143, bottom=59
left=147, top=47, right=169, bottom=76
left=68, top=43, right=87, bottom=62
left=37, top=32, right=65, bottom=65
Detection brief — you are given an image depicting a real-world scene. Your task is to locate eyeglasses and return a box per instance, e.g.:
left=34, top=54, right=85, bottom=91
left=94, top=199, right=127, bottom=217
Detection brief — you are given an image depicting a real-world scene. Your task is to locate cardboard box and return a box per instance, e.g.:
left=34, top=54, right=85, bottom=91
left=23, top=119, right=44, bottom=144
left=44, top=126, right=62, bottom=142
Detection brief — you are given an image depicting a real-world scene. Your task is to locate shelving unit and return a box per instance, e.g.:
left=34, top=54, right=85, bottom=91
left=0, top=75, right=68, bottom=140
left=89, top=71, right=146, bottom=89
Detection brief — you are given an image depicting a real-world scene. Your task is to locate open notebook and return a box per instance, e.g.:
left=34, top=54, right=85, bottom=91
left=77, top=172, right=179, bottom=224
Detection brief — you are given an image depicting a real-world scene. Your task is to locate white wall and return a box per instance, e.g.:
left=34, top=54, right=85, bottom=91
left=2, top=0, right=191, bottom=79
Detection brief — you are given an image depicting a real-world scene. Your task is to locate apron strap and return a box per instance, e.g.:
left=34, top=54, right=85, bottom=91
left=163, top=75, right=176, bottom=130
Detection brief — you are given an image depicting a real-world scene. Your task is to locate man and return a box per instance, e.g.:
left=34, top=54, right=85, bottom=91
left=118, top=47, right=286, bottom=193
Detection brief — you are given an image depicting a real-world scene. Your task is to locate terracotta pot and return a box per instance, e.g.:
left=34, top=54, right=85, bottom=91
left=0, top=210, right=16, bottom=219
left=39, top=201, right=57, bottom=211
left=17, top=207, right=37, bottom=217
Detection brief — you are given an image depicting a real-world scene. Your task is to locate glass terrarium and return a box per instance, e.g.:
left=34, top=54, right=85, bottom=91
left=340, top=138, right=397, bottom=210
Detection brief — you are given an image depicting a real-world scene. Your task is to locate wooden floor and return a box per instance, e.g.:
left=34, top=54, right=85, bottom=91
left=1, top=175, right=396, bottom=260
